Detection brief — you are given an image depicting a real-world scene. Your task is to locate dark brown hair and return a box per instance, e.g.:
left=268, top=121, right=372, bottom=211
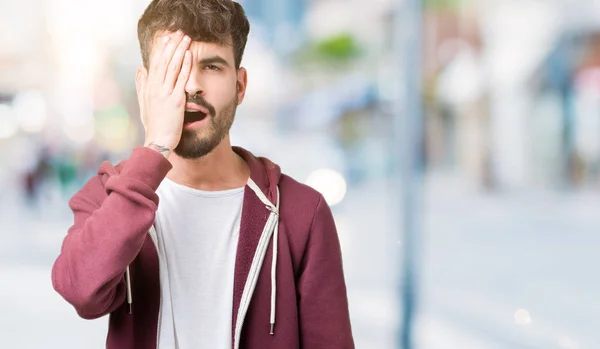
left=137, top=0, right=250, bottom=69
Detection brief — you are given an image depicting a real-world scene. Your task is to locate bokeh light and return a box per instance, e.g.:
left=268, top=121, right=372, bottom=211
left=514, top=309, right=532, bottom=325
left=0, top=103, right=19, bottom=139
left=306, top=168, right=347, bottom=206
left=12, top=91, right=48, bottom=133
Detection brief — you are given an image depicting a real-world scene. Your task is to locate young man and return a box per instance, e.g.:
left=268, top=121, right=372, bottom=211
left=51, top=0, right=354, bottom=348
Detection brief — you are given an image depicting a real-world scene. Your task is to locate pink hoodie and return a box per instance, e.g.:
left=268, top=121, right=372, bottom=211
left=51, top=146, right=354, bottom=349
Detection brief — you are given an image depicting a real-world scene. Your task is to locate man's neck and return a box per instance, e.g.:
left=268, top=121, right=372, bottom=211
left=166, top=136, right=250, bottom=191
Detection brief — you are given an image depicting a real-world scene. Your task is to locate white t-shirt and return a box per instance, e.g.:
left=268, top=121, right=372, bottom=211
left=155, top=177, right=244, bottom=349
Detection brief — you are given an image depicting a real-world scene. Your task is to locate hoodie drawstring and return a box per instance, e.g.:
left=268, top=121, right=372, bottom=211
left=247, top=179, right=280, bottom=335
left=269, top=187, right=280, bottom=335
left=127, top=225, right=159, bottom=316
left=125, top=266, right=133, bottom=314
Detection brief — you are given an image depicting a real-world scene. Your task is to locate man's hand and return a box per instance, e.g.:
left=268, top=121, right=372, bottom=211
left=136, top=31, right=192, bottom=158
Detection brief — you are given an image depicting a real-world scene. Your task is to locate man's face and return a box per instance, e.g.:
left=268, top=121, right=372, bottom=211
left=149, top=32, right=247, bottom=159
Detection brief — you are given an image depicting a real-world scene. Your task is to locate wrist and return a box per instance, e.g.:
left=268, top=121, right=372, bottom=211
left=145, top=141, right=172, bottom=158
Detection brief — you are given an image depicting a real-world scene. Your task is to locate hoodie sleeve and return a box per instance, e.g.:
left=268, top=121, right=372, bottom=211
left=297, top=194, right=355, bottom=348
left=51, top=147, right=172, bottom=319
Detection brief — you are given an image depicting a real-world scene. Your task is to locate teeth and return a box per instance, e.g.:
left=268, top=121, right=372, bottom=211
left=186, top=109, right=200, bottom=112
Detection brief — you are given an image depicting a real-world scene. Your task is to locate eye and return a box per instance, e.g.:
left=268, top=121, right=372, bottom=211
left=205, top=65, right=221, bottom=71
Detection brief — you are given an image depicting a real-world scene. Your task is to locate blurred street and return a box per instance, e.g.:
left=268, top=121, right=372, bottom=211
left=3, top=0, right=600, bottom=347
left=1, top=172, right=598, bottom=349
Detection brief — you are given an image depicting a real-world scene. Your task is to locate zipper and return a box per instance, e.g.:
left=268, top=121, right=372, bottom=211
left=148, top=226, right=162, bottom=349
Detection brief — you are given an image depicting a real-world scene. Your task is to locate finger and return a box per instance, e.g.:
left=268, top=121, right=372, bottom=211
left=174, top=50, right=192, bottom=93
left=164, top=35, right=191, bottom=90
left=148, top=35, right=171, bottom=74
left=153, top=31, right=185, bottom=84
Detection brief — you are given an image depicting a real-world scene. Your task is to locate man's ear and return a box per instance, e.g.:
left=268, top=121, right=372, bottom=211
left=135, top=65, right=148, bottom=96
left=236, top=67, right=248, bottom=105
left=135, top=65, right=148, bottom=128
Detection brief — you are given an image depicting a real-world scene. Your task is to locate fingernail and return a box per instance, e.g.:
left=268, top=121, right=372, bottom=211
left=163, top=36, right=170, bottom=43
left=183, top=35, right=190, bottom=42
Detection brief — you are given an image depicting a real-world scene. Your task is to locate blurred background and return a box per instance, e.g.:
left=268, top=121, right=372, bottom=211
left=1, top=0, right=599, bottom=348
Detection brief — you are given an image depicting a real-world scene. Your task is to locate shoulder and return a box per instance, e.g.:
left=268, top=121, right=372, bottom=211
left=278, top=173, right=328, bottom=233
left=279, top=174, right=322, bottom=206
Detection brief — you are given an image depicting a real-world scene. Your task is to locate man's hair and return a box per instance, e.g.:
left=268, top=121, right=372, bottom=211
left=137, top=0, right=250, bottom=69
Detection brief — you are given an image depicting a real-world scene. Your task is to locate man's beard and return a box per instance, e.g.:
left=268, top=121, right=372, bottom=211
left=174, top=94, right=238, bottom=159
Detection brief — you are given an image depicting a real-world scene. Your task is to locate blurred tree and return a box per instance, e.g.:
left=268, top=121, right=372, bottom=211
left=291, top=33, right=363, bottom=71
left=424, top=0, right=461, bottom=10
left=314, top=33, right=361, bottom=61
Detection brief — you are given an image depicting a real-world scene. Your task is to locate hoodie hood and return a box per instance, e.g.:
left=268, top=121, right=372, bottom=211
left=233, top=146, right=281, bottom=205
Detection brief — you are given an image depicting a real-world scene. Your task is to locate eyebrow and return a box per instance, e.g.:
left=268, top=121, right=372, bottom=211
left=198, top=55, right=230, bottom=68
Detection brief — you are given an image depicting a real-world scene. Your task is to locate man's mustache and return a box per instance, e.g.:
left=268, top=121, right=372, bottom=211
left=186, top=94, right=216, bottom=116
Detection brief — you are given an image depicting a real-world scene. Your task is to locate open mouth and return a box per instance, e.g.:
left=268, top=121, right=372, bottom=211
left=184, top=110, right=208, bottom=126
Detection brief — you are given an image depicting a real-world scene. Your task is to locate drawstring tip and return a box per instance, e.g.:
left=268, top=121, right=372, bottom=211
left=270, top=323, right=275, bottom=335
left=128, top=303, right=132, bottom=314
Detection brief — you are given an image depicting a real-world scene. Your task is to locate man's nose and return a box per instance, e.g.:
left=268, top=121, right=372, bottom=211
left=185, top=69, right=205, bottom=97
